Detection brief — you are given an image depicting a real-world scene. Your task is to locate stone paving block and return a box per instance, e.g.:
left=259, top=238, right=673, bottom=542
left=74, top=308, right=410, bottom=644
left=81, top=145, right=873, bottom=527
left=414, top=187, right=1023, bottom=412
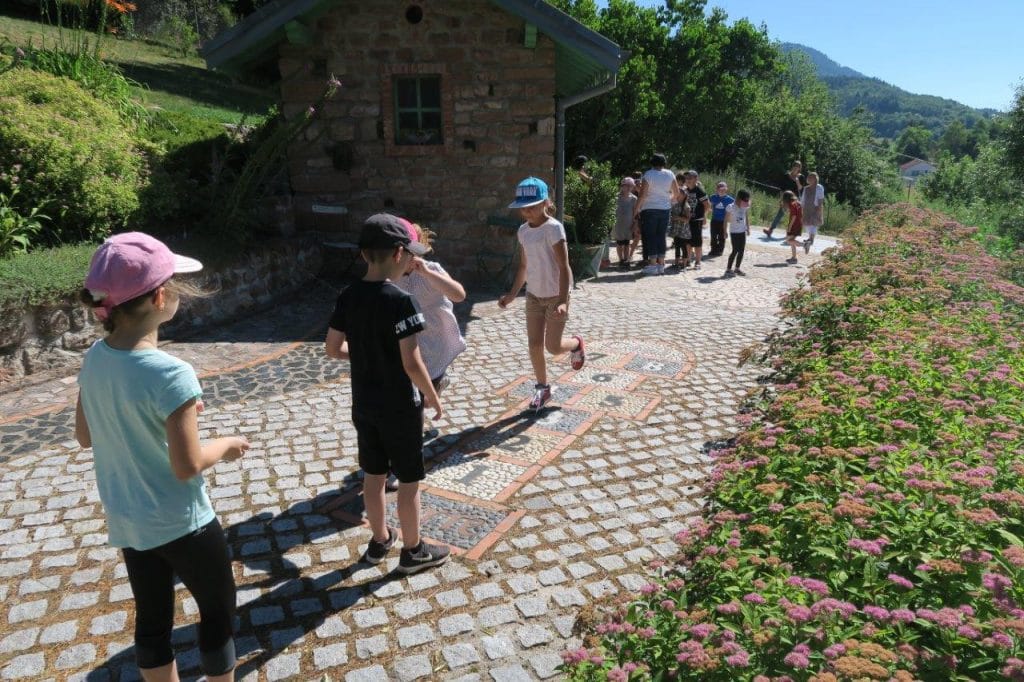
left=566, top=562, right=596, bottom=580
left=471, top=582, right=504, bottom=602
left=489, top=665, right=533, bottom=682
left=1, top=652, right=44, bottom=679
left=59, top=591, right=98, bottom=611
left=0, top=627, right=38, bottom=655
left=394, top=654, right=432, bottom=681
left=435, top=588, right=469, bottom=609
left=514, top=595, right=548, bottom=618
left=90, top=611, right=127, bottom=636
left=552, top=587, right=587, bottom=607
left=516, top=624, right=554, bottom=648
left=439, top=613, right=475, bottom=636
left=443, top=642, right=481, bottom=669
left=313, top=642, right=348, bottom=669
left=250, top=606, right=285, bottom=626
left=352, top=606, right=388, bottom=629
left=315, top=615, right=351, bottom=638
left=506, top=574, right=540, bottom=594
left=595, top=555, right=627, bottom=571
left=394, top=598, right=432, bottom=620
left=347, top=665, right=388, bottom=682
left=397, top=624, right=436, bottom=648
left=530, top=651, right=565, bottom=679
left=355, top=635, right=388, bottom=659
left=265, top=653, right=300, bottom=681
left=55, top=643, right=96, bottom=669
left=39, top=620, right=77, bottom=644
left=270, top=627, right=304, bottom=651
left=478, top=604, right=517, bottom=627
left=406, top=572, right=440, bottom=591
left=8, top=599, right=47, bottom=623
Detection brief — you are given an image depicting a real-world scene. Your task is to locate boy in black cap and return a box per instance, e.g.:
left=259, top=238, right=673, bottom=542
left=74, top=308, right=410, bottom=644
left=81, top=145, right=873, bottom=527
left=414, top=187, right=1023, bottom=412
left=324, top=213, right=450, bottom=573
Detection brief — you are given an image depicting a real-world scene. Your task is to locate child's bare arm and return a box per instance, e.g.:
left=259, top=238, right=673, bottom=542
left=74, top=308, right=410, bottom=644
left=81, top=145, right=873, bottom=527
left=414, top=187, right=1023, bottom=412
left=499, top=244, right=527, bottom=308
left=75, top=394, right=91, bottom=449
left=414, top=258, right=466, bottom=302
left=399, top=336, right=443, bottom=419
left=325, top=327, right=349, bottom=360
left=552, top=239, right=571, bottom=316
left=166, top=400, right=249, bottom=480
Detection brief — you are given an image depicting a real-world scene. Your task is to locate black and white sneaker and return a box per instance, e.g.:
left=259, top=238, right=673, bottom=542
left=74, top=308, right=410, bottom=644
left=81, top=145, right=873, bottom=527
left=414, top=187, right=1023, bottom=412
left=363, top=526, right=396, bottom=564
left=398, top=541, right=450, bottom=574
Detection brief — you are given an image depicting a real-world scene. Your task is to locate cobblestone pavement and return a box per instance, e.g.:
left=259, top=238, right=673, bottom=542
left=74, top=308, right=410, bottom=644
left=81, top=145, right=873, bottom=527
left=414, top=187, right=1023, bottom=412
left=0, top=235, right=827, bottom=681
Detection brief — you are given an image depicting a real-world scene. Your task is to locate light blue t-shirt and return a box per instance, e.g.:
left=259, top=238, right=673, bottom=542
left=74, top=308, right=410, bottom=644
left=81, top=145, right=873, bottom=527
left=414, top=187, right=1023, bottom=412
left=78, top=340, right=213, bottom=551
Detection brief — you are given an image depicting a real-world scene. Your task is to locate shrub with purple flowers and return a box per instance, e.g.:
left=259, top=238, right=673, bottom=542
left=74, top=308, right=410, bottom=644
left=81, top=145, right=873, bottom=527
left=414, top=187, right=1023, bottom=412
left=566, top=205, right=1024, bottom=680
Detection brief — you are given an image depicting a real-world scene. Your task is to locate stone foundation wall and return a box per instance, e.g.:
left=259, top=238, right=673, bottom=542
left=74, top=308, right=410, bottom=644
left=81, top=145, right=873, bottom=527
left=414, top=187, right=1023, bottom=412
left=0, top=237, right=322, bottom=388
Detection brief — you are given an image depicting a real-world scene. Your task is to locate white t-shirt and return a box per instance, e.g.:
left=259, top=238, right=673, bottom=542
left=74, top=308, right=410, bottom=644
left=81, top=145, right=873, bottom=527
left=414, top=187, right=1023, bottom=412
left=638, top=168, right=676, bottom=211
left=398, top=261, right=466, bottom=380
left=726, top=204, right=750, bottom=234
left=518, top=217, right=571, bottom=298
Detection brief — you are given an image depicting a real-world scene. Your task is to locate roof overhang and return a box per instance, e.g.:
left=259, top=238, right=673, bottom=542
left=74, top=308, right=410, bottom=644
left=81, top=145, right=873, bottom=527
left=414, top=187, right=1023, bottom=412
left=202, top=0, right=622, bottom=99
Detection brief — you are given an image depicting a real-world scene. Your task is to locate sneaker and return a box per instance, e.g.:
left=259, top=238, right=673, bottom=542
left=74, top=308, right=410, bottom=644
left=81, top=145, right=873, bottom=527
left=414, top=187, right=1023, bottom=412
left=762, top=228, right=771, bottom=237
left=735, top=269, right=746, bottom=276
left=803, top=237, right=814, bottom=254
left=786, top=257, right=798, bottom=264
left=724, top=269, right=733, bottom=277
left=694, top=263, right=701, bottom=270
left=529, top=383, right=552, bottom=411
left=398, top=541, right=450, bottom=574
left=656, top=264, right=665, bottom=275
left=639, top=264, right=657, bottom=275
left=363, top=526, right=396, bottom=564
left=570, top=335, right=586, bottom=370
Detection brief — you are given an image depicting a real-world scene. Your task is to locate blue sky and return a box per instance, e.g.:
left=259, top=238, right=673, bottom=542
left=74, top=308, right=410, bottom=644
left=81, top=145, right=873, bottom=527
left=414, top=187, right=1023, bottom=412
left=613, top=0, right=1022, bottom=111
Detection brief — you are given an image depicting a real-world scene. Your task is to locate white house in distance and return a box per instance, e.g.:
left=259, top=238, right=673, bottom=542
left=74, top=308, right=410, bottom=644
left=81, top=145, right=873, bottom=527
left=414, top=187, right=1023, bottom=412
left=900, top=159, right=936, bottom=182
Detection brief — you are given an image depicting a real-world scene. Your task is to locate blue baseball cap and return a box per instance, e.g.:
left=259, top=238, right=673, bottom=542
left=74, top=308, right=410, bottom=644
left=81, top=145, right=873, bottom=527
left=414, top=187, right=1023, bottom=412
left=508, top=177, right=549, bottom=209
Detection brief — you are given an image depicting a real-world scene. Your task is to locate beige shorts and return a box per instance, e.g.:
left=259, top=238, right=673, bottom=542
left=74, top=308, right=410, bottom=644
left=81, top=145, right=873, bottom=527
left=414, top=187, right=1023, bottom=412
left=525, top=293, right=569, bottom=321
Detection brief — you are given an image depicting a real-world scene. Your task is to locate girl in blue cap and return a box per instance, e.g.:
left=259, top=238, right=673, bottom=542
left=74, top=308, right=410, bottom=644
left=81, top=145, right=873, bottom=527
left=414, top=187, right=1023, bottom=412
left=499, top=177, right=586, bottom=411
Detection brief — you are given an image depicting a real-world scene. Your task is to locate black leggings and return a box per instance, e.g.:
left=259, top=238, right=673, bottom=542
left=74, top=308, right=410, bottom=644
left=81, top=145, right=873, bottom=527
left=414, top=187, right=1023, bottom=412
left=122, top=518, right=236, bottom=676
left=727, top=232, right=746, bottom=270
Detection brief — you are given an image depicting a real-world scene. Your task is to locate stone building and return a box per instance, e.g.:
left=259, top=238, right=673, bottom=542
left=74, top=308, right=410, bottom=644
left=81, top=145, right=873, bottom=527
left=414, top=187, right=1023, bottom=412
left=202, top=0, right=622, bottom=279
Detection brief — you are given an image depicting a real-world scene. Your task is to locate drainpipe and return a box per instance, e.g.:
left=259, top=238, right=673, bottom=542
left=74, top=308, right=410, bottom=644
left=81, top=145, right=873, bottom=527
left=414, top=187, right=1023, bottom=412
left=554, top=73, right=617, bottom=225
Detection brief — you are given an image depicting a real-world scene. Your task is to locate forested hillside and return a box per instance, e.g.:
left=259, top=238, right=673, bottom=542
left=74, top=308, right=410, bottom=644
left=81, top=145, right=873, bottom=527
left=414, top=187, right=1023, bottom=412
left=782, top=43, right=997, bottom=138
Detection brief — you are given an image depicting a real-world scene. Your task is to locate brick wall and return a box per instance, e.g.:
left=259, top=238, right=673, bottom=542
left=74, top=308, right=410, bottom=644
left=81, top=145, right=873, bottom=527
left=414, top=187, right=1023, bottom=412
left=278, top=0, right=557, bottom=282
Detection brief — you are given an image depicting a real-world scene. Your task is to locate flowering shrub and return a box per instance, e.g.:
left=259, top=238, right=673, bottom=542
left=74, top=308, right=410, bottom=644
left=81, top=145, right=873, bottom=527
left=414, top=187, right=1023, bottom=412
left=0, top=68, right=145, bottom=245
left=565, top=204, right=1024, bottom=680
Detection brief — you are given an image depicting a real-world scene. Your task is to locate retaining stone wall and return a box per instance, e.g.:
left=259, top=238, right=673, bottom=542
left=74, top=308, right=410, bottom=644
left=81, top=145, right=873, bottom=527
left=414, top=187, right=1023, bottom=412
left=0, top=237, right=322, bottom=387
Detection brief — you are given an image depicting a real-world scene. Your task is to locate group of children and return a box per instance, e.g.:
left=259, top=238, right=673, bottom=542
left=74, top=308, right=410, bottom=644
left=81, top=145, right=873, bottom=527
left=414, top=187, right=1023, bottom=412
left=73, top=176, right=586, bottom=681
left=615, top=159, right=755, bottom=276
left=615, top=156, right=824, bottom=273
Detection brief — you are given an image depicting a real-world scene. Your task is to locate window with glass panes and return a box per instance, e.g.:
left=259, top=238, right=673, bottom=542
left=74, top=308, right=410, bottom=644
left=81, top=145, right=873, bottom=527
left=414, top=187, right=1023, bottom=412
left=393, top=76, right=443, bottom=145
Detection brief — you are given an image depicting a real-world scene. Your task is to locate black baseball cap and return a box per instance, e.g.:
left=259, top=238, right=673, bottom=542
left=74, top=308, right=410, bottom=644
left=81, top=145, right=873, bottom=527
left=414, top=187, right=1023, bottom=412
left=358, top=213, right=429, bottom=255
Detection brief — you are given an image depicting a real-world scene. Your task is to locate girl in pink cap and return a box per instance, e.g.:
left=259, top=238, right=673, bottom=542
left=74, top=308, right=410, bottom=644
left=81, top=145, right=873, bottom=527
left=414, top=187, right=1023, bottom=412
left=76, top=232, right=249, bottom=682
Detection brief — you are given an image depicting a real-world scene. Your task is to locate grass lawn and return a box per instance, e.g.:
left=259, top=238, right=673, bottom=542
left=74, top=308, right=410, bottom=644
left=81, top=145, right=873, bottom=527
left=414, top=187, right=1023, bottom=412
left=0, top=13, right=272, bottom=123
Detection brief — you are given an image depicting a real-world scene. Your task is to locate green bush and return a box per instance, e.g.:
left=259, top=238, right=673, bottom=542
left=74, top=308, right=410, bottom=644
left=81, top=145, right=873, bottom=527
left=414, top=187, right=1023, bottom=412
left=0, top=68, right=146, bottom=245
left=0, top=188, right=48, bottom=258
left=564, top=160, right=617, bottom=244
left=0, top=242, right=94, bottom=310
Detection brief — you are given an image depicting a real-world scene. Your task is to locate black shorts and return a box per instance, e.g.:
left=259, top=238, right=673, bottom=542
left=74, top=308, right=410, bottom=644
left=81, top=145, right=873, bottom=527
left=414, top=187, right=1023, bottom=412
left=353, top=409, right=425, bottom=482
left=688, top=219, right=704, bottom=247
left=615, top=238, right=630, bottom=246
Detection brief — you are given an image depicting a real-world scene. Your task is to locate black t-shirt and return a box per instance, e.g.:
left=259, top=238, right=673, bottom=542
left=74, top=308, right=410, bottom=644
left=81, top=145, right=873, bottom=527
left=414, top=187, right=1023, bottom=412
left=329, top=280, right=425, bottom=415
left=780, top=173, right=804, bottom=195
left=686, top=185, right=708, bottom=221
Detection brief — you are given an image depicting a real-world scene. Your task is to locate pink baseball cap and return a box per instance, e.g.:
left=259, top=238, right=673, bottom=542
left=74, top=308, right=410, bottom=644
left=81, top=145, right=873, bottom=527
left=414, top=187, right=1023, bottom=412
left=398, top=217, right=419, bottom=244
left=85, top=232, right=202, bottom=320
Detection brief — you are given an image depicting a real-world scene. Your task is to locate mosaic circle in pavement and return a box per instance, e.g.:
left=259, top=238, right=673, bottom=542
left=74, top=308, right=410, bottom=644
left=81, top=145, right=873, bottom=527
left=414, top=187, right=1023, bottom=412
left=459, top=428, right=568, bottom=464
left=425, top=451, right=528, bottom=500
left=570, top=387, right=659, bottom=419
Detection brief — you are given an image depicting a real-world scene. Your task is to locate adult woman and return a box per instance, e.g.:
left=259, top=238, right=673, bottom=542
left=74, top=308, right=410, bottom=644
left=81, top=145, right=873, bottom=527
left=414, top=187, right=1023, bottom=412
left=633, top=153, right=681, bottom=275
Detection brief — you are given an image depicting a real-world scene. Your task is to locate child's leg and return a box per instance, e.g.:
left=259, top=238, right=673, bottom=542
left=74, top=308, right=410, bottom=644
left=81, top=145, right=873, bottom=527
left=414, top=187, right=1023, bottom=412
left=525, top=297, right=548, bottom=385
left=123, top=547, right=179, bottom=682
left=543, top=306, right=577, bottom=356
left=733, top=233, right=746, bottom=269
left=161, top=519, right=236, bottom=682
left=363, top=473, right=389, bottom=540
left=396, top=482, right=421, bottom=548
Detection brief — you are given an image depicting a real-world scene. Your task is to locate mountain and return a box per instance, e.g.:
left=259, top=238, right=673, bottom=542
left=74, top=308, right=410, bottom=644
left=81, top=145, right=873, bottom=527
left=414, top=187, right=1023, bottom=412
left=780, top=43, right=997, bottom=139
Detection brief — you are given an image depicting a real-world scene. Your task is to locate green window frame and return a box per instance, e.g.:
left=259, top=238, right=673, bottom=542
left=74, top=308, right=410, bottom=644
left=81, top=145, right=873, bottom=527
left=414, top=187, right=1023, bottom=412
left=393, top=75, right=443, bottom=146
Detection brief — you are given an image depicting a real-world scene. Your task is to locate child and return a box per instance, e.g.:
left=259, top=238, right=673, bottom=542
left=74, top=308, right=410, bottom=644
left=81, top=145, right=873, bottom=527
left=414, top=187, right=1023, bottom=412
left=325, top=214, right=450, bottom=573
left=765, top=161, right=804, bottom=238
left=613, top=177, right=638, bottom=267
left=627, top=171, right=643, bottom=262
left=670, top=171, right=691, bottom=267
left=499, top=177, right=586, bottom=411
left=782, top=190, right=803, bottom=263
left=708, top=181, right=734, bottom=257
left=75, top=233, right=248, bottom=682
left=800, top=172, right=825, bottom=254
left=682, top=170, right=710, bottom=270
left=724, top=189, right=752, bottom=276
left=397, top=218, right=466, bottom=396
